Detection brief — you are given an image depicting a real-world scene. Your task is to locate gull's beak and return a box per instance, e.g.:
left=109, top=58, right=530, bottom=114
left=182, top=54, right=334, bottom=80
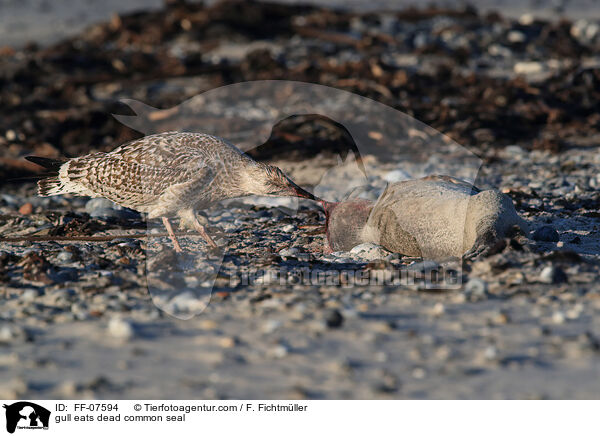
left=285, top=178, right=321, bottom=202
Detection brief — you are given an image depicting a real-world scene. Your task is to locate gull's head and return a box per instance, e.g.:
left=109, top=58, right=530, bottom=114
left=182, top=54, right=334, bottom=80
left=247, top=163, right=320, bottom=201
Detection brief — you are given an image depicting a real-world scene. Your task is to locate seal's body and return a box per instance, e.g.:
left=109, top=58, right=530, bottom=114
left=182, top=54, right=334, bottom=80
left=325, top=175, right=528, bottom=259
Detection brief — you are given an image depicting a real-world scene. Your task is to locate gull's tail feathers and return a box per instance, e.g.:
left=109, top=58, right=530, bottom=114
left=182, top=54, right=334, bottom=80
left=25, top=156, right=88, bottom=197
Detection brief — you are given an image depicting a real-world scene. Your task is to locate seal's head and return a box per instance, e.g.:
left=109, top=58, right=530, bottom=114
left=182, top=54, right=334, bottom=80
left=321, top=199, right=374, bottom=252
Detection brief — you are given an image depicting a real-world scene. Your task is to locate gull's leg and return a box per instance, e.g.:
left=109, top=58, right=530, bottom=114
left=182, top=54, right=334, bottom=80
left=162, top=217, right=183, bottom=253
left=178, top=209, right=217, bottom=248
left=191, top=212, right=217, bottom=248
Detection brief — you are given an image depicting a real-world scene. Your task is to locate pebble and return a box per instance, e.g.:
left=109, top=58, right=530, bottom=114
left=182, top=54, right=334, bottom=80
left=54, top=380, right=79, bottom=397
left=571, top=19, right=600, bottom=43
left=407, top=260, right=441, bottom=272
left=412, top=367, right=426, bottom=379
left=539, top=266, right=568, bottom=284
left=383, top=169, right=410, bottom=183
left=86, top=198, right=139, bottom=219
left=514, top=61, right=544, bottom=75
left=56, top=251, right=74, bottom=263
left=0, top=325, right=25, bottom=343
left=0, top=378, right=27, bottom=398
left=507, top=30, right=526, bottom=43
left=90, top=208, right=138, bottom=220
left=321, top=253, right=354, bottom=263
left=504, top=145, right=526, bottom=156
left=85, top=198, right=120, bottom=213
left=163, top=292, right=207, bottom=317
left=18, top=202, right=33, bottom=215
left=107, top=318, right=135, bottom=340
left=374, top=370, right=400, bottom=393
left=552, top=311, right=566, bottom=325
left=464, top=278, right=488, bottom=300
left=5, top=129, right=17, bottom=141
left=349, top=243, right=388, bottom=261
left=261, top=320, right=283, bottom=334
left=0, top=353, right=18, bottom=366
left=484, top=346, right=498, bottom=361
left=21, top=289, right=40, bottom=302
left=199, top=319, right=218, bottom=330
left=431, top=303, right=445, bottom=316
left=1, top=194, right=18, bottom=206
left=278, top=247, right=299, bottom=258
left=566, top=305, right=583, bottom=320
left=269, top=344, right=289, bottom=359
left=218, top=336, right=237, bottom=348
left=519, top=13, right=534, bottom=25
left=324, top=309, right=344, bottom=328
left=532, top=225, right=560, bottom=242
left=53, top=268, right=78, bottom=283
left=493, top=312, right=510, bottom=325
left=281, top=224, right=295, bottom=232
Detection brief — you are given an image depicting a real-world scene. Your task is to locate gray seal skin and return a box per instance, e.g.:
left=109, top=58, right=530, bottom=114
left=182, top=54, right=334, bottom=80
left=324, top=199, right=374, bottom=252
left=324, top=175, right=528, bottom=259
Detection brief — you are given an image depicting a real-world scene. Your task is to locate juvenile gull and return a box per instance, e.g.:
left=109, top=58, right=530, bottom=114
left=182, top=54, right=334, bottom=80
left=27, top=131, right=318, bottom=251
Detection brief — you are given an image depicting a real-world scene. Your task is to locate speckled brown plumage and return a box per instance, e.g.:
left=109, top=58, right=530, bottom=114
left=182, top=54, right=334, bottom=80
left=29, top=131, right=318, bottom=251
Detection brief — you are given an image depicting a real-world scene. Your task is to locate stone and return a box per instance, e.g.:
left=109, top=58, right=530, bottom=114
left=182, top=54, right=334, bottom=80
left=464, top=278, right=488, bottom=299
left=21, top=289, right=40, bottom=302
left=85, top=198, right=120, bottom=213
left=383, top=169, right=410, bottom=183
left=281, top=224, right=295, bottom=232
left=5, top=130, right=17, bottom=141
left=552, top=311, right=566, bottom=325
left=261, top=320, right=283, bottom=334
left=507, top=30, right=526, bottom=43
left=90, top=208, right=139, bottom=220
left=218, top=336, right=237, bottom=348
left=324, top=309, right=344, bottom=328
left=163, top=292, right=208, bottom=316
left=56, top=251, right=74, bottom=263
left=504, top=145, right=526, bottom=156
left=107, top=318, right=135, bottom=340
left=278, top=247, right=299, bottom=258
left=571, top=19, right=600, bottom=43
left=349, top=243, right=388, bottom=261
left=532, top=225, right=559, bottom=242
left=539, top=266, right=568, bottom=284
left=0, top=325, right=25, bottom=343
left=86, top=198, right=139, bottom=220
left=18, top=203, right=33, bottom=215
left=431, top=303, right=445, bottom=316
left=514, top=61, right=544, bottom=75
left=407, top=260, right=441, bottom=272
left=269, top=344, right=289, bottom=359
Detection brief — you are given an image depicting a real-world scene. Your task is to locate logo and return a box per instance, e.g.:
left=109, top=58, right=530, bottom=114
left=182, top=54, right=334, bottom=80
left=3, top=402, right=50, bottom=434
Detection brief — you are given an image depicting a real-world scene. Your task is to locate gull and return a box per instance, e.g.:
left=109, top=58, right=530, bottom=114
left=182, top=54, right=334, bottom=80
left=27, top=131, right=319, bottom=252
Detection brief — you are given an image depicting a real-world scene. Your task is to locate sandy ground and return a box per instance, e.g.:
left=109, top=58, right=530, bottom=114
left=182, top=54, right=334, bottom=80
left=1, top=145, right=599, bottom=399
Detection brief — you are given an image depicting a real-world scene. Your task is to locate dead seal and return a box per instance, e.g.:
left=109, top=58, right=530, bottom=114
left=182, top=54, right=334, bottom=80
left=324, top=175, right=528, bottom=259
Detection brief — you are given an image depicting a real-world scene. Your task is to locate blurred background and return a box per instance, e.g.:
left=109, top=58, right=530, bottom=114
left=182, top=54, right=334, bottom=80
left=2, top=0, right=600, bottom=176
left=1, top=0, right=598, bottom=48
